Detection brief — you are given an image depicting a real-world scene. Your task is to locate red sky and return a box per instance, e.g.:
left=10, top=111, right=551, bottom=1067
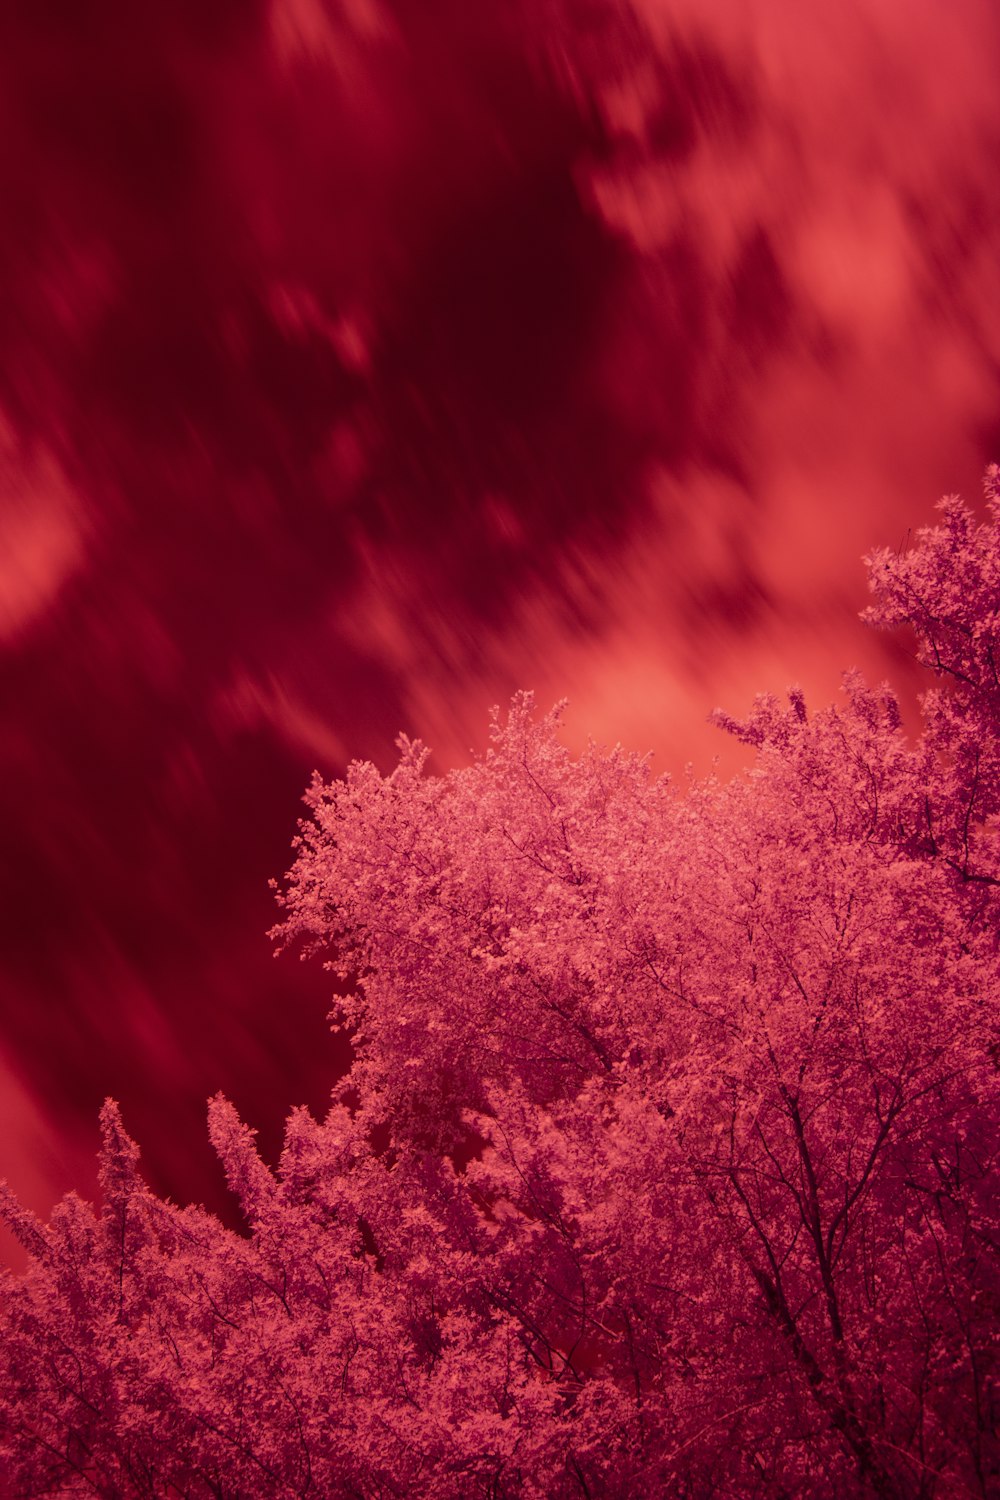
left=1, top=0, right=999, bottom=1257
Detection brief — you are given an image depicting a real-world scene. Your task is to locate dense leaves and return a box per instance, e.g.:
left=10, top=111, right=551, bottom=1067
left=2, top=478, right=999, bottom=1496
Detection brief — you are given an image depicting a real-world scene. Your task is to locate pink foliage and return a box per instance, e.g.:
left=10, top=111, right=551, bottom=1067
left=2, top=478, right=999, bottom=1496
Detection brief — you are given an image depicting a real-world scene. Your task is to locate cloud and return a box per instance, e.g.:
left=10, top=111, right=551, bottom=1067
left=0, top=1046, right=93, bottom=1274
left=0, top=0, right=997, bottom=1246
left=0, top=425, right=90, bottom=641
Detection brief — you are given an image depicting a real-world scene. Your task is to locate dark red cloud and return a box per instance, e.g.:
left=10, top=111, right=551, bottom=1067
left=0, top=0, right=998, bottom=1257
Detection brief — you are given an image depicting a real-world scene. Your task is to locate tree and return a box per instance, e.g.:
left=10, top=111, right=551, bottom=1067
left=862, top=464, right=1000, bottom=913
left=1, top=476, right=998, bottom=1497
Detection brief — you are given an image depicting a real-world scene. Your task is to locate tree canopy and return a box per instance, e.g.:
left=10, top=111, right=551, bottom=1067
left=1, top=473, right=998, bottom=1497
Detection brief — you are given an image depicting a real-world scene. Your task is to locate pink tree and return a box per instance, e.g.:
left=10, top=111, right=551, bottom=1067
left=1, top=476, right=998, bottom=1497
left=863, top=465, right=1000, bottom=913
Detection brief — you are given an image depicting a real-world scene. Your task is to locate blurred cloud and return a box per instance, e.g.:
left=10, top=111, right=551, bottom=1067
left=0, top=426, right=90, bottom=641
left=0, top=0, right=997, bottom=1240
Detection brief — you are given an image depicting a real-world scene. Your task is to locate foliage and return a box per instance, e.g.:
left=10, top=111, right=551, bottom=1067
left=2, top=476, right=999, bottom=1497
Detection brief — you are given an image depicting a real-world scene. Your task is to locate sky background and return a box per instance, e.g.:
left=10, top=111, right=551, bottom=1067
left=1, top=0, right=999, bottom=1259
